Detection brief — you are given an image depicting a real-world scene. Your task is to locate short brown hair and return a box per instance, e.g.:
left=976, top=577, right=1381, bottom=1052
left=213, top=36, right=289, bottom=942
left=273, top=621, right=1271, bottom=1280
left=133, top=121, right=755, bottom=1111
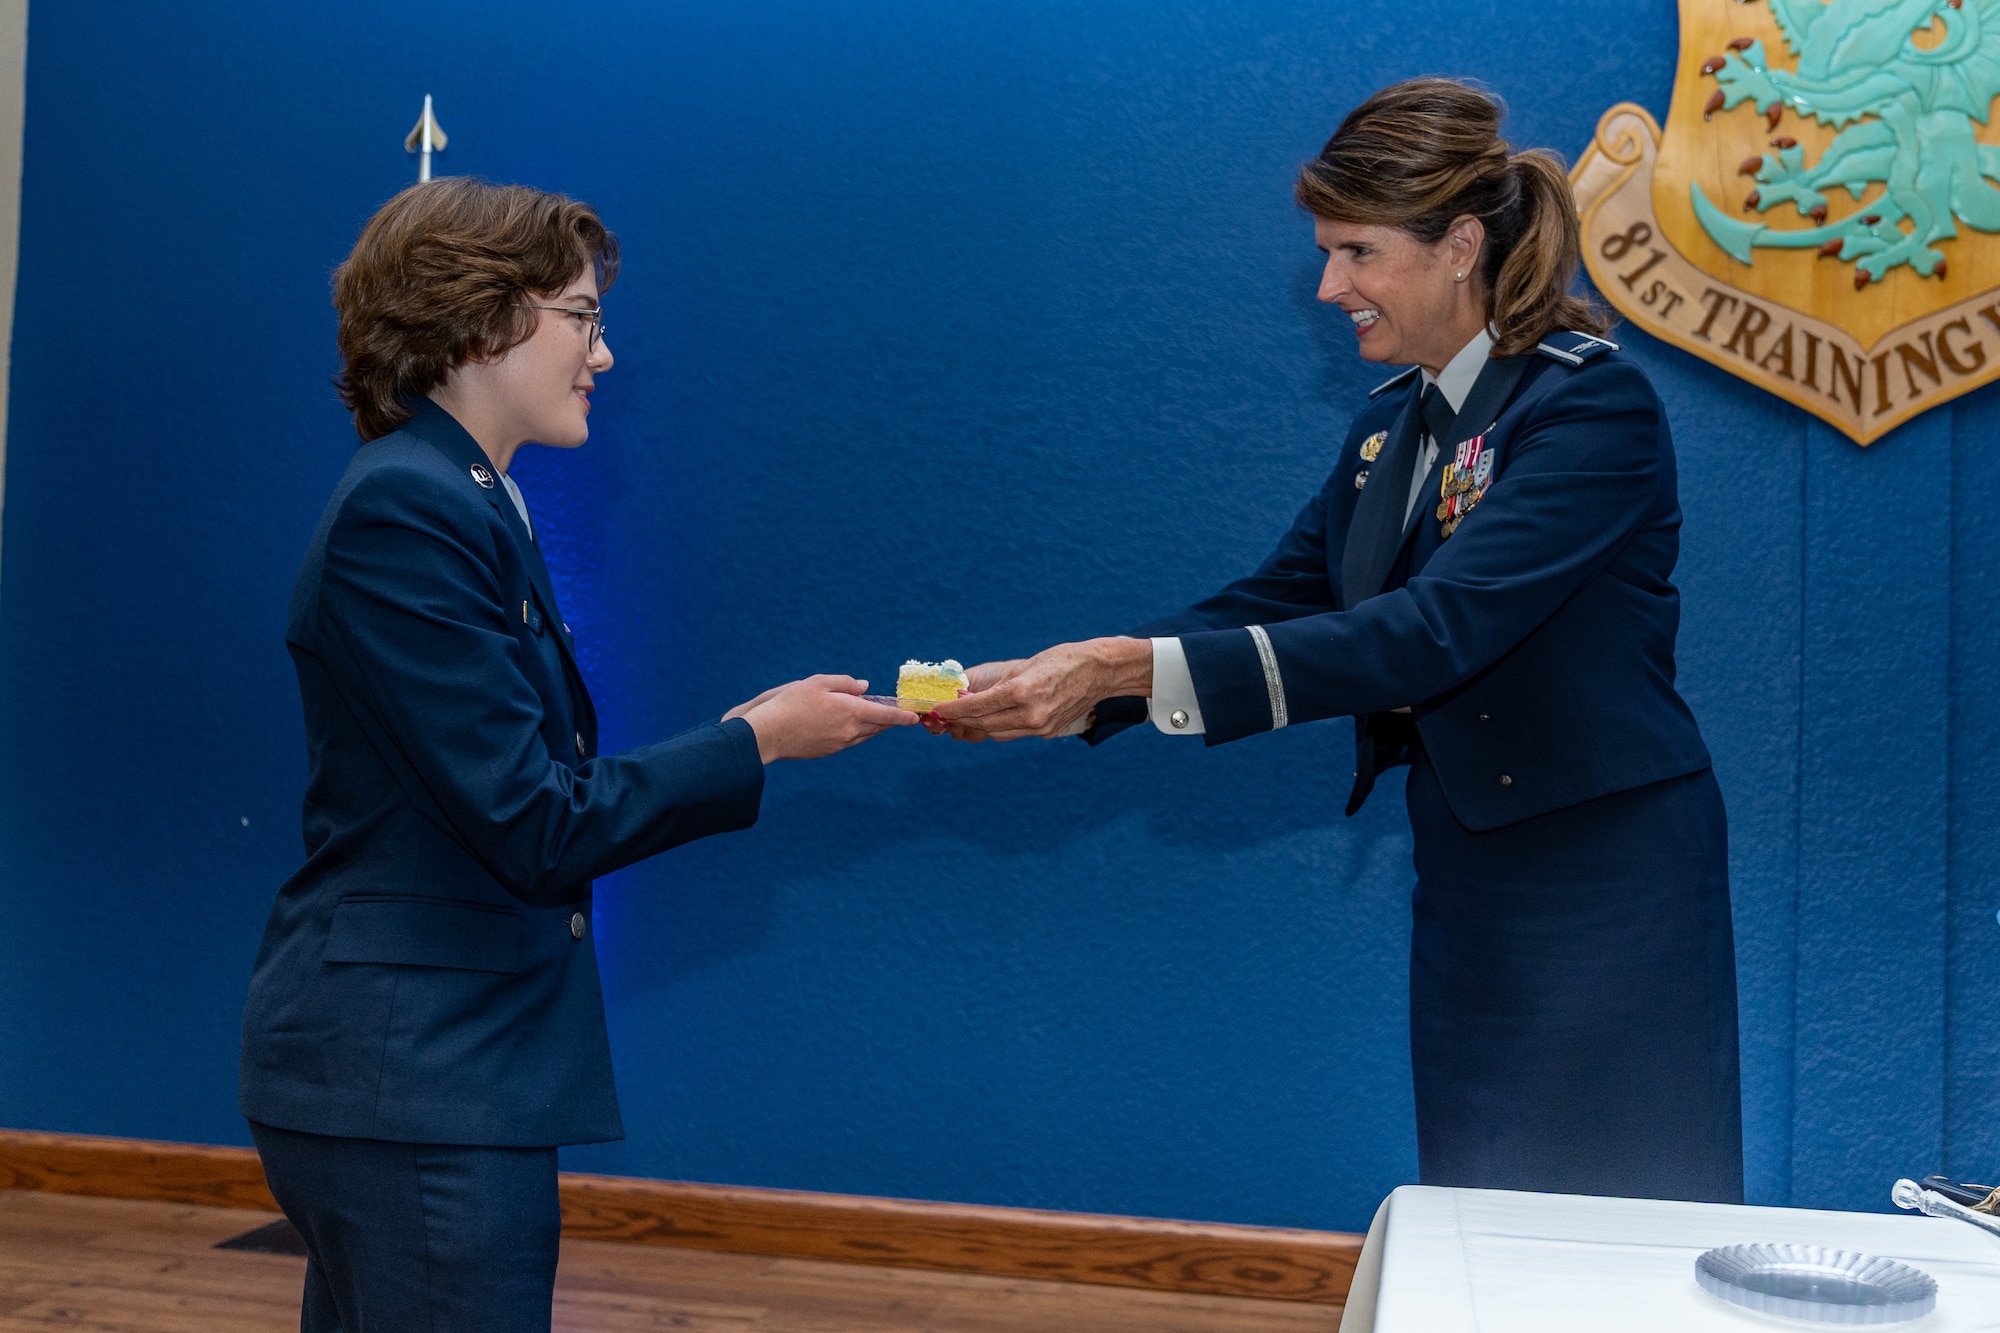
left=1295, top=78, right=1608, bottom=358
left=332, top=177, right=620, bottom=440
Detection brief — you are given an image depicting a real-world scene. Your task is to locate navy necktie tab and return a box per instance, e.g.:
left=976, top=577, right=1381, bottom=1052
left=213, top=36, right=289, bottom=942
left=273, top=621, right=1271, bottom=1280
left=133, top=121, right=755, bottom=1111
left=1419, top=382, right=1457, bottom=445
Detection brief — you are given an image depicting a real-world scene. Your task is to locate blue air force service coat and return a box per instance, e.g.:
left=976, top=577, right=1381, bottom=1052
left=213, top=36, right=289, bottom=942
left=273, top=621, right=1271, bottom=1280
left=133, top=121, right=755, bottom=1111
left=240, top=400, right=765, bottom=1148
left=1102, top=332, right=1712, bottom=828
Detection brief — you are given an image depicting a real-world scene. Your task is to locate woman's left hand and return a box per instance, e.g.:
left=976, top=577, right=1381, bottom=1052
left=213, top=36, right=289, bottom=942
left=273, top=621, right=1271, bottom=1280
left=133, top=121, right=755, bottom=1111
left=733, top=675, right=918, bottom=762
left=723, top=685, right=784, bottom=722
left=929, top=637, right=1150, bottom=741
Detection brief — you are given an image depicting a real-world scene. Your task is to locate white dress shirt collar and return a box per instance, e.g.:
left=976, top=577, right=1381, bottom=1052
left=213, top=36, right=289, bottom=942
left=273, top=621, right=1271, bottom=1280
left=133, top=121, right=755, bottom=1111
left=1421, top=326, right=1495, bottom=415
left=499, top=470, right=533, bottom=540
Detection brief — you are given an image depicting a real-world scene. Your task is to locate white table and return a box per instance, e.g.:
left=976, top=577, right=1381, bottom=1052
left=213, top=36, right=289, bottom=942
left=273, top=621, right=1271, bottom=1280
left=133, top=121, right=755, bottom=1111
left=1340, top=1185, right=2000, bottom=1332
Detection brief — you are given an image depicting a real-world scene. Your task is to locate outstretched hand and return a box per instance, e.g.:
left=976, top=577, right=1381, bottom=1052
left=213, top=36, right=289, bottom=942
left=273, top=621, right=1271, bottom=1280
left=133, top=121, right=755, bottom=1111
left=927, top=638, right=1151, bottom=742
left=918, top=658, right=1025, bottom=739
left=727, top=675, right=917, bottom=762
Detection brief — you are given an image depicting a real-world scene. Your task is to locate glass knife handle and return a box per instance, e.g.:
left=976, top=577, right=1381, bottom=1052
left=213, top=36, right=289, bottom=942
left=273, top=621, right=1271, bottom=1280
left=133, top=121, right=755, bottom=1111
left=1894, top=1178, right=2000, bottom=1240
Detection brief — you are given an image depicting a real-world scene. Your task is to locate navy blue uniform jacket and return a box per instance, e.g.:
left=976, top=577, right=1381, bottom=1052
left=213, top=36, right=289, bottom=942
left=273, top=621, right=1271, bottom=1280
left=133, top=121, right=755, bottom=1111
left=1097, top=333, right=1711, bottom=831
left=240, top=400, right=765, bottom=1147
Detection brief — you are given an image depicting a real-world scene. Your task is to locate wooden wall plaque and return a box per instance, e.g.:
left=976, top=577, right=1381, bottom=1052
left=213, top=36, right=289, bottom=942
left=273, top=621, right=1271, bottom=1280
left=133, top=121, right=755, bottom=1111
left=1574, top=0, right=2000, bottom=444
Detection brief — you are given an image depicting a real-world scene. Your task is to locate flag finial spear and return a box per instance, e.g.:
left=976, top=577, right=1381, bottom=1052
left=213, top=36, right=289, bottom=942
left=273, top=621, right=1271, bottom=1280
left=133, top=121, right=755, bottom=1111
left=404, top=95, right=448, bottom=182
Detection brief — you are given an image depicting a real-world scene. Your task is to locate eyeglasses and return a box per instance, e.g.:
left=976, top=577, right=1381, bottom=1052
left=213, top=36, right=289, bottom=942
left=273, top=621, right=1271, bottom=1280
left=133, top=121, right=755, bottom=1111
left=524, top=303, right=606, bottom=353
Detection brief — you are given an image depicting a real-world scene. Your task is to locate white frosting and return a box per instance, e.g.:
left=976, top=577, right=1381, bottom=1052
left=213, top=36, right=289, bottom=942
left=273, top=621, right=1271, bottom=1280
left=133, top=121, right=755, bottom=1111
left=899, top=659, right=967, bottom=681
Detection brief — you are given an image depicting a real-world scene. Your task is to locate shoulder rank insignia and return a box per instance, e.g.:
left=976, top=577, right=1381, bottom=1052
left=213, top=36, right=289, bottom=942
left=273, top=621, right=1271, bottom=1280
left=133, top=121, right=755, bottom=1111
left=1535, top=331, right=1621, bottom=367
left=1359, top=431, right=1386, bottom=462
left=1367, top=366, right=1421, bottom=398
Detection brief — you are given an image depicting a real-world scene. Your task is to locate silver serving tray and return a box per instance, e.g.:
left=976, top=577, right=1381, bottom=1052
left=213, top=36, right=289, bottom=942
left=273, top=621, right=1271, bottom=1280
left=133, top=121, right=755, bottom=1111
left=1695, top=1244, right=1937, bottom=1324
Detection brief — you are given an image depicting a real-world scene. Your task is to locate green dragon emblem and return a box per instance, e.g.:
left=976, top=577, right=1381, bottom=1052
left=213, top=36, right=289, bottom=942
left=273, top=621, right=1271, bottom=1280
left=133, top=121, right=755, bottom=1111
left=1695, top=0, right=2000, bottom=286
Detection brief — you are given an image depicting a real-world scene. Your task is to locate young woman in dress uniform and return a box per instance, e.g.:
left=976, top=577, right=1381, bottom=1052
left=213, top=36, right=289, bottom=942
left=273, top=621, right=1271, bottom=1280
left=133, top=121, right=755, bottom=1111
left=934, top=78, right=1742, bottom=1203
left=239, top=178, right=916, bottom=1332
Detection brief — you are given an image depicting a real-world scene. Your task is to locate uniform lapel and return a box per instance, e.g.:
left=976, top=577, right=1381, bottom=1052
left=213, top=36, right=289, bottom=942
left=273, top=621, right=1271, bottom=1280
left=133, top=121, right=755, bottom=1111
left=1340, top=382, right=1424, bottom=609
left=493, top=493, right=579, bottom=671
left=496, top=500, right=597, bottom=742
left=398, top=399, right=584, bottom=680
left=1402, top=353, right=1531, bottom=544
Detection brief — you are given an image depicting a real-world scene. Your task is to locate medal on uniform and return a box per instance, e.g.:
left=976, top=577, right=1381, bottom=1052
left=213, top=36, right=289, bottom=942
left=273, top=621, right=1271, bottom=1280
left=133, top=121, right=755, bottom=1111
left=1360, top=431, right=1386, bottom=462
left=1439, top=432, right=1491, bottom=538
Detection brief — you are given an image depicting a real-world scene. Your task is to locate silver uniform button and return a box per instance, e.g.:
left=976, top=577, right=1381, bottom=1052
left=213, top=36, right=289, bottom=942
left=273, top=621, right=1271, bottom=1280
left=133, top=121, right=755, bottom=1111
left=570, top=912, right=586, bottom=940
left=1170, top=709, right=1190, bottom=729
left=574, top=732, right=586, bottom=758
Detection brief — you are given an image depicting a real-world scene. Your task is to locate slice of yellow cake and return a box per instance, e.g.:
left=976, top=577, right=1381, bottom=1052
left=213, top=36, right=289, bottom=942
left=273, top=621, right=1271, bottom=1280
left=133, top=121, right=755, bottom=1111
left=896, top=659, right=968, bottom=711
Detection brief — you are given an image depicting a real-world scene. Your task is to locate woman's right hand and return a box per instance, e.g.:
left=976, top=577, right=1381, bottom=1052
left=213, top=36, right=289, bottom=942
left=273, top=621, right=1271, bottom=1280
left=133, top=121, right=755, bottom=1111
left=965, top=659, right=1030, bottom=692
left=921, top=659, right=1028, bottom=739
left=729, top=675, right=917, bottom=763
left=930, top=641, right=1147, bottom=741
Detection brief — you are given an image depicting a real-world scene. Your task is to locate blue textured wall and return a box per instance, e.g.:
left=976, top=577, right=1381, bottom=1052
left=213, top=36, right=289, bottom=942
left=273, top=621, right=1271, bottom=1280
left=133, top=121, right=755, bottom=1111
left=1, top=0, right=1991, bottom=1232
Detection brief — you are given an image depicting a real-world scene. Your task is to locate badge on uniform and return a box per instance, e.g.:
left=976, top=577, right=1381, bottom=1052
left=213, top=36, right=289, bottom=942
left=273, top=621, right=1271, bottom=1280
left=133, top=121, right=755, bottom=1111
left=1437, top=432, right=1494, bottom=538
left=1359, top=431, right=1386, bottom=462
left=469, top=463, right=496, bottom=489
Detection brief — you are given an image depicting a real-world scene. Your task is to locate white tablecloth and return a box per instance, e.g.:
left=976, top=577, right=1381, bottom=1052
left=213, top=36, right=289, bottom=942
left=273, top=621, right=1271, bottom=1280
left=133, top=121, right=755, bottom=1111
left=1340, top=1185, right=2000, bottom=1332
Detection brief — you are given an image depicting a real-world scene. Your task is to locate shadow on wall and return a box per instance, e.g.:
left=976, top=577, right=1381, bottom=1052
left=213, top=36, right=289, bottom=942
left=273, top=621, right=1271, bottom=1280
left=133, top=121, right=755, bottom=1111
left=637, top=722, right=1387, bottom=981
left=778, top=732, right=1352, bottom=860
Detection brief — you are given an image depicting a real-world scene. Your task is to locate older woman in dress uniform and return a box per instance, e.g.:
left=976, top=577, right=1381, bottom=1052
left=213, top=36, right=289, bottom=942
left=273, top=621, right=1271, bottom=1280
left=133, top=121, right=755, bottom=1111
left=934, top=78, right=1742, bottom=1204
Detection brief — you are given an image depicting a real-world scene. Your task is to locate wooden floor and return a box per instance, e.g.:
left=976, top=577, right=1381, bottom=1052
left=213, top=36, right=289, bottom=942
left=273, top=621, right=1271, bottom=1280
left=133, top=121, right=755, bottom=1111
left=0, top=1191, right=1343, bottom=1332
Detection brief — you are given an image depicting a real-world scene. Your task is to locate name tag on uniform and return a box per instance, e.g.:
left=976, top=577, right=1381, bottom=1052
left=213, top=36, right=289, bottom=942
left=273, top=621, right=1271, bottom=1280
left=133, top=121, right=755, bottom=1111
left=522, top=599, right=544, bottom=635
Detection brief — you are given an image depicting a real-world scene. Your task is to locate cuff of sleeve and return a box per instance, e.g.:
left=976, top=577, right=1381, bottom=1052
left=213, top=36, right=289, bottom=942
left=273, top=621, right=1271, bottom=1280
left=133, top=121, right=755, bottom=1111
left=1180, top=626, right=1285, bottom=743
left=713, top=716, right=768, bottom=826
left=1147, top=637, right=1205, bottom=735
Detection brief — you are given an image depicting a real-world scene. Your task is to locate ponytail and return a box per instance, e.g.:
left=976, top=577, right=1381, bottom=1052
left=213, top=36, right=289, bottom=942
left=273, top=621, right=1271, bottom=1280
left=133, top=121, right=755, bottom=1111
left=1296, top=79, right=1610, bottom=356
left=1485, top=150, right=1609, bottom=356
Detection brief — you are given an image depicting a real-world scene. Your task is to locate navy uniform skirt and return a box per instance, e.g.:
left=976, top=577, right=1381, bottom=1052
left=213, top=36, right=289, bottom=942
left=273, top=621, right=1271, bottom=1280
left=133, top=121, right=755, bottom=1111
left=1404, top=750, right=1743, bottom=1203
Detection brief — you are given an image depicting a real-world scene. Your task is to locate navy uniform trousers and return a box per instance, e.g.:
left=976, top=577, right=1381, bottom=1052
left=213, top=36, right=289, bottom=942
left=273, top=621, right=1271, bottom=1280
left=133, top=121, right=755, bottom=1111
left=240, top=399, right=768, bottom=1331
left=250, top=1122, right=561, bottom=1333
left=1091, top=333, right=1744, bottom=1202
